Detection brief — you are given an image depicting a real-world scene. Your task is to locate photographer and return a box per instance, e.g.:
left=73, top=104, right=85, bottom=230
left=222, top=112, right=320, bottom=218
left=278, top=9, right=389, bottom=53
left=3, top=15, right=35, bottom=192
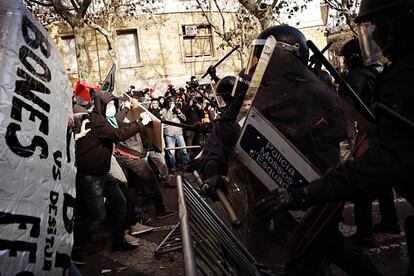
left=160, top=97, right=190, bottom=173
left=148, top=98, right=162, bottom=120
left=182, top=97, right=204, bottom=156
left=164, top=84, right=177, bottom=98
left=201, top=101, right=216, bottom=123
left=186, top=76, right=199, bottom=89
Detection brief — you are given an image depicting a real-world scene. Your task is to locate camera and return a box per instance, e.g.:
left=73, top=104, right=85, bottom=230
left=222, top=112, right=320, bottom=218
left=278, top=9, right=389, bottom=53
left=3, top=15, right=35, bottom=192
left=186, top=76, right=199, bottom=89
left=126, top=85, right=135, bottom=97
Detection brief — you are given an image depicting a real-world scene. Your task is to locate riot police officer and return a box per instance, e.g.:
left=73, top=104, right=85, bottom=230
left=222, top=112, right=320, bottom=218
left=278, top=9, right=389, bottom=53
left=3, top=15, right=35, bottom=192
left=201, top=24, right=381, bottom=275
left=254, top=1, right=414, bottom=274
left=338, top=38, right=401, bottom=248
left=201, top=25, right=310, bottom=191
left=215, top=75, right=236, bottom=109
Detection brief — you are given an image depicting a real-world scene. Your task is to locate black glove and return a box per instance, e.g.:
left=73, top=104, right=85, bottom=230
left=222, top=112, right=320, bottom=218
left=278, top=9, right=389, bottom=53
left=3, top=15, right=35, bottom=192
left=201, top=175, right=228, bottom=201
left=185, top=158, right=203, bottom=173
left=253, top=186, right=310, bottom=220
left=207, top=65, right=220, bottom=83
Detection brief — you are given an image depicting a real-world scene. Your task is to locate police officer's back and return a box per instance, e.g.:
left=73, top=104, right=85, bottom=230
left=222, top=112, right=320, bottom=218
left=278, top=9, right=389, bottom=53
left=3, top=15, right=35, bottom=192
left=254, top=1, right=414, bottom=274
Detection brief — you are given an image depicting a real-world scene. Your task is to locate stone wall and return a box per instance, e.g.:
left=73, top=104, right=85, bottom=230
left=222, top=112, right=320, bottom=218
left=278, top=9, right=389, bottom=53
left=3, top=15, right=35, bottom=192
left=53, top=12, right=244, bottom=94
left=299, top=25, right=328, bottom=53
left=52, top=12, right=328, bottom=95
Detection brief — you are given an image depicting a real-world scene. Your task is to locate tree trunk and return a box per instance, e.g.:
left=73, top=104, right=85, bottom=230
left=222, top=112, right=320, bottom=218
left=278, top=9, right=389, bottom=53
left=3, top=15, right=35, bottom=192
left=109, top=30, right=122, bottom=96
left=238, top=0, right=273, bottom=31
left=73, top=22, right=89, bottom=82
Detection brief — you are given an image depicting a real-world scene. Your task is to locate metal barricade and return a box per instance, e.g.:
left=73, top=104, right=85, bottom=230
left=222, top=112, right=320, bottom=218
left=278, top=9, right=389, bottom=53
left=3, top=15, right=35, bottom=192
left=155, top=175, right=262, bottom=275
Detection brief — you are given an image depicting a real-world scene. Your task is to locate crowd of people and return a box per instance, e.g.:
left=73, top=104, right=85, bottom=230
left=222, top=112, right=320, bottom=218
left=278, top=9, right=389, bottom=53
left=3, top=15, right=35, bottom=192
left=68, top=0, right=414, bottom=275
left=70, top=75, right=229, bottom=267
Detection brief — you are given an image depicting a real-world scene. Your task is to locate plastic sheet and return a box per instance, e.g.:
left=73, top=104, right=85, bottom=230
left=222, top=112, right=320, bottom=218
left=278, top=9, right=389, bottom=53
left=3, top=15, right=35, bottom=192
left=0, top=1, right=76, bottom=274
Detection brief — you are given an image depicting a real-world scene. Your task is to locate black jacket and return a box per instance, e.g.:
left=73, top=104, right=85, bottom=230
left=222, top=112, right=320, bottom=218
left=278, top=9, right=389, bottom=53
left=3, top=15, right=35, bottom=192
left=200, top=96, right=244, bottom=177
left=307, top=52, right=414, bottom=207
left=76, top=92, right=144, bottom=175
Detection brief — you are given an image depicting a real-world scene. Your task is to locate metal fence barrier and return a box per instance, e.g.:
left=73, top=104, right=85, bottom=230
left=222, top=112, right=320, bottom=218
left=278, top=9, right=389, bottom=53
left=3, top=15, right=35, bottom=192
left=154, top=175, right=263, bottom=275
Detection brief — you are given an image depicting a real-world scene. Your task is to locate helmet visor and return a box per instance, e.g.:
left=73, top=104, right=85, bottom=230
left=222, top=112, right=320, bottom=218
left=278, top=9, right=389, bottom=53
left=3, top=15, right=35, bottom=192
left=245, top=39, right=266, bottom=76
left=357, top=21, right=383, bottom=66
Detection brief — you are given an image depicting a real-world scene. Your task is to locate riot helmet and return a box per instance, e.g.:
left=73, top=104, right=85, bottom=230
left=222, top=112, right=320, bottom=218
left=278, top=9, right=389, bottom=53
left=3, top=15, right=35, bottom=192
left=355, top=0, right=414, bottom=63
left=338, top=38, right=364, bottom=69
left=215, top=76, right=236, bottom=106
left=245, top=25, right=309, bottom=76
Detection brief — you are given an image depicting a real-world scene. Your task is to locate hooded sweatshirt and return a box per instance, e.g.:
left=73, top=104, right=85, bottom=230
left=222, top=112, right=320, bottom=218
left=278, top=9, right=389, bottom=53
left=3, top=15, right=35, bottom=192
left=76, top=92, right=144, bottom=175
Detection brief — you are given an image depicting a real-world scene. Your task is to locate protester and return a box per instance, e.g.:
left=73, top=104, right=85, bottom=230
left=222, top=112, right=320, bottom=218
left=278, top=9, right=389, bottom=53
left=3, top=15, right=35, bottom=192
left=114, top=114, right=177, bottom=219
left=75, top=92, right=146, bottom=253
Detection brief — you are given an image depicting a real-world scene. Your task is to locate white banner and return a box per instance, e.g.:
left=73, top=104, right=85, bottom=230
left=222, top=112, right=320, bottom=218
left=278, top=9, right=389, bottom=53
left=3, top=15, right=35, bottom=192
left=0, top=1, right=76, bottom=274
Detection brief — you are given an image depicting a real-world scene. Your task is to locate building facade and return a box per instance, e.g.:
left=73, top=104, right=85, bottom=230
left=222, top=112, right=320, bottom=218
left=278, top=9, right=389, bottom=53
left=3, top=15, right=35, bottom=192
left=51, top=0, right=329, bottom=94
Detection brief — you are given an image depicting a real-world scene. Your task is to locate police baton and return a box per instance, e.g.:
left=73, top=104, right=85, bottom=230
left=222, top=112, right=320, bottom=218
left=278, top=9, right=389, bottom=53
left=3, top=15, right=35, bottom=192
left=308, top=41, right=333, bottom=68
left=373, top=102, right=414, bottom=132
left=193, top=89, right=224, bottom=114
left=193, top=171, right=242, bottom=229
left=201, top=45, right=240, bottom=80
left=306, top=40, right=377, bottom=124
left=161, top=120, right=196, bottom=131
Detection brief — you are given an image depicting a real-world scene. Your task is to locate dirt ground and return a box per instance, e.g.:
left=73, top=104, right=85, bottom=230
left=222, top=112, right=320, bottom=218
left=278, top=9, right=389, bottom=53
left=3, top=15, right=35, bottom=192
left=78, top=174, right=184, bottom=276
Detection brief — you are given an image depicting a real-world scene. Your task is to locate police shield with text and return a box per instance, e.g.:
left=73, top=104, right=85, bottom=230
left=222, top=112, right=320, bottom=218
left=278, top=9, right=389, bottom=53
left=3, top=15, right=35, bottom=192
left=253, top=0, right=414, bottom=275
left=200, top=24, right=382, bottom=275
left=236, top=26, right=382, bottom=275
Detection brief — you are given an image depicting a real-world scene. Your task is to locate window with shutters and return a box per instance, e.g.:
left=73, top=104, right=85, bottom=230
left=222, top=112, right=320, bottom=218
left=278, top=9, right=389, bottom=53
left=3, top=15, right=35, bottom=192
left=61, top=36, right=78, bottom=73
left=117, top=29, right=141, bottom=67
left=182, top=24, right=213, bottom=60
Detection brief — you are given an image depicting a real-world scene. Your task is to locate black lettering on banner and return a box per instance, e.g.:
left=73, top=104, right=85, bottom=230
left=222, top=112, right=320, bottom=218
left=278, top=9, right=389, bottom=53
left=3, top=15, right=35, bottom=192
left=50, top=191, right=59, bottom=206
left=44, top=236, right=54, bottom=258
left=0, top=212, right=40, bottom=238
left=66, top=124, right=72, bottom=163
left=54, top=252, right=71, bottom=273
left=62, top=193, right=75, bottom=234
left=43, top=259, right=52, bottom=271
left=21, top=15, right=51, bottom=58
left=10, top=97, right=49, bottom=135
left=6, top=123, right=48, bottom=159
left=15, top=68, right=51, bottom=112
left=44, top=191, right=59, bottom=271
left=52, top=151, right=62, bottom=181
left=47, top=215, right=56, bottom=230
left=0, top=239, right=37, bottom=263
left=16, top=272, right=35, bottom=276
left=19, top=46, right=51, bottom=82
left=49, top=203, right=57, bottom=217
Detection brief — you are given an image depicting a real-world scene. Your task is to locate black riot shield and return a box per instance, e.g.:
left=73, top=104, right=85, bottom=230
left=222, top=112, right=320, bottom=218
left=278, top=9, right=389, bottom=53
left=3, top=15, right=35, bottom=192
left=228, top=41, right=370, bottom=271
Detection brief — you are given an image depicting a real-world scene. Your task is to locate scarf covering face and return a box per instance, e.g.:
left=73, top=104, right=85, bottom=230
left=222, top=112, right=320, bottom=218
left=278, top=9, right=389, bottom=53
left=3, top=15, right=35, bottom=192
left=105, top=101, right=118, bottom=128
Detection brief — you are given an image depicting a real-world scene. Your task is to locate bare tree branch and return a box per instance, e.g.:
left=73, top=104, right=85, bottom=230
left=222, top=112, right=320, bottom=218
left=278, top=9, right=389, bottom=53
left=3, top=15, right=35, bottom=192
left=85, top=18, right=109, bottom=38
left=27, top=0, right=53, bottom=7
left=51, top=0, right=75, bottom=24
left=213, top=0, right=226, bottom=32
left=80, top=0, right=92, bottom=15
left=69, top=0, right=81, bottom=14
